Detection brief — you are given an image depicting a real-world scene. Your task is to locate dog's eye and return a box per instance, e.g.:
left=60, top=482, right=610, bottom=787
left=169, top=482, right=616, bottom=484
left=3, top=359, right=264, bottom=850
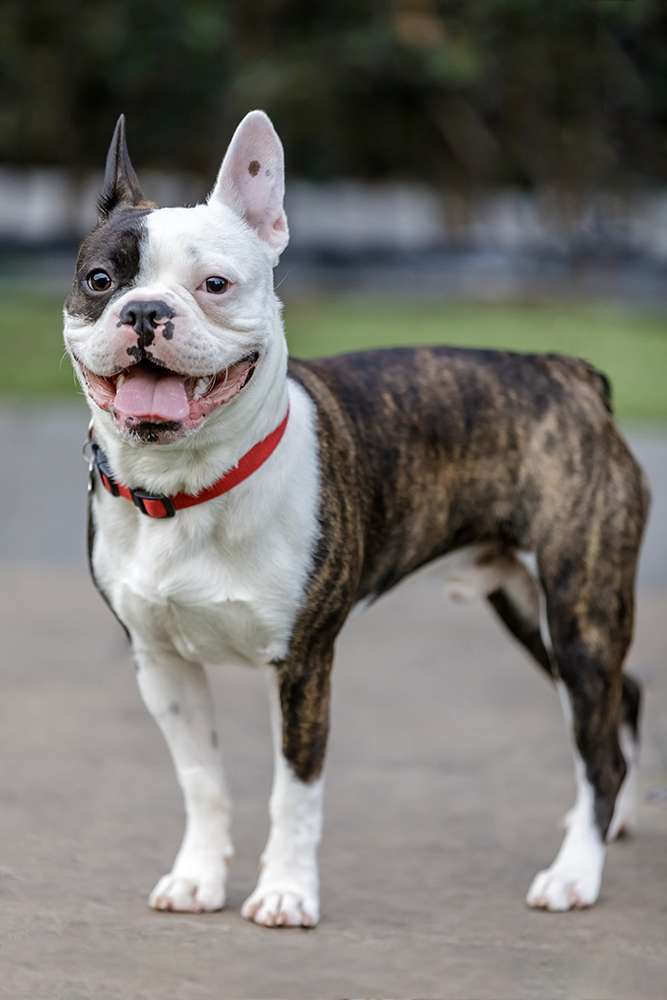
left=204, top=276, right=229, bottom=295
left=87, top=270, right=113, bottom=292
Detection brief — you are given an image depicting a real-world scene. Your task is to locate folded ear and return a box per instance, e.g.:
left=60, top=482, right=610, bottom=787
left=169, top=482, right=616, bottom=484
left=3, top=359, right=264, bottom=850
left=98, top=114, right=147, bottom=219
left=210, top=110, right=289, bottom=255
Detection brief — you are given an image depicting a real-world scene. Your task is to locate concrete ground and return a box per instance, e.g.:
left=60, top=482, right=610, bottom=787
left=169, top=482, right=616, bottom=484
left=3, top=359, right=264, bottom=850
left=1, top=404, right=666, bottom=999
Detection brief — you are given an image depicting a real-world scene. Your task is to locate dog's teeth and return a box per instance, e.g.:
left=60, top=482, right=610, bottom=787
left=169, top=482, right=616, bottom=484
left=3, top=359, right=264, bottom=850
left=193, top=377, right=210, bottom=401
left=116, top=373, right=126, bottom=388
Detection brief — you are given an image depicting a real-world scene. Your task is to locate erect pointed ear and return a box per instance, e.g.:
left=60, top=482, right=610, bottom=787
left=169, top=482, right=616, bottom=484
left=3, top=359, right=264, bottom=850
left=209, top=110, right=289, bottom=255
left=98, top=115, right=147, bottom=220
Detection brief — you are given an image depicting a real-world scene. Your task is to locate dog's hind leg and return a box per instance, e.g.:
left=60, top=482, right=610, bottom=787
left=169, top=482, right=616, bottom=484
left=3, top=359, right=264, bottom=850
left=487, top=564, right=551, bottom=674
left=241, top=658, right=331, bottom=928
left=524, top=489, right=644, bottom=911
left=606, top=672, right=641, bottom=840
left=133, top=645, right=233, bottom=912
left=488, top=570, right=642, bottom=841
left=488, top=571, right=642, bottom=842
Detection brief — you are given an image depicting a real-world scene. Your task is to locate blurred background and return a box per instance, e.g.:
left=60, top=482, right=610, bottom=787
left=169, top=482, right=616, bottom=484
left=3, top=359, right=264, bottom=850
left=0, top=0, right=666, bottom=419
left=2, top=6, right=667, bottom=996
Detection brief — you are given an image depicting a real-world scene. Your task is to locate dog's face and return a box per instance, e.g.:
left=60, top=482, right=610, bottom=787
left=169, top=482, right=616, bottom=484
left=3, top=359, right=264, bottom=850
left=64, top=112, right=289, bottom=445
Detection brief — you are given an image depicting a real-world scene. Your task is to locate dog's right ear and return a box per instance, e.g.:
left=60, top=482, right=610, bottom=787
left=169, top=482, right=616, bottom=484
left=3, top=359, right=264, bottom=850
left=98, top=115, right=146, bottom=220
left=210, top=110, right=289, bottom=256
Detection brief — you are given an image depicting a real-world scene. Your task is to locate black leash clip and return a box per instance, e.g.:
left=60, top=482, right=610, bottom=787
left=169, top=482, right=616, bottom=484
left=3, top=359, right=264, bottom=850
left=90, top=439, right=120, bottom=497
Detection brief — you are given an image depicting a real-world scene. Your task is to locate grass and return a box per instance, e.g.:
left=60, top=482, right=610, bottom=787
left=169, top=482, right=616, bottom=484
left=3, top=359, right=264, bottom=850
left=2, top=289, right=666, bottom=420
left=0, top=290, right=79, bottom=397
left=287, top=298, right=667, bottom=421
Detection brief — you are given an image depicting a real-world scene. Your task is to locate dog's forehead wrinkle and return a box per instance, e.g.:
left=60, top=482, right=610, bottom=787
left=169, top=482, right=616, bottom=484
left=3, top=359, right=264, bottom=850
left=143, top=203, right=267, bottom=282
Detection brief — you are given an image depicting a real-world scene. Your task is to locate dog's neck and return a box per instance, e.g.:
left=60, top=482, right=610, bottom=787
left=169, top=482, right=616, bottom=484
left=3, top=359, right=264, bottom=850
left=90, top=298, right=290, bottom=498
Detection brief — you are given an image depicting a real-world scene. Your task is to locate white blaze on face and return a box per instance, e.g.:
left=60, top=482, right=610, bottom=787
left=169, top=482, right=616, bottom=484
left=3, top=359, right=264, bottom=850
left=64, top=111, right=291, bottom=446
left=65, top=200, right=283, bottom=440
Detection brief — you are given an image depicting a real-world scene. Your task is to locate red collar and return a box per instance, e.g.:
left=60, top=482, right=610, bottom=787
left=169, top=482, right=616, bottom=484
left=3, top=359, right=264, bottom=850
left=90, top=408, right=289, bottom=518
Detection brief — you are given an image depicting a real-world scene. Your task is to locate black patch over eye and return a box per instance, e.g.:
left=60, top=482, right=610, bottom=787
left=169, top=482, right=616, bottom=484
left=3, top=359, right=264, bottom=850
left=204, top=276, right=229, bottom=295
left=87, top=270, right=113, bottom=292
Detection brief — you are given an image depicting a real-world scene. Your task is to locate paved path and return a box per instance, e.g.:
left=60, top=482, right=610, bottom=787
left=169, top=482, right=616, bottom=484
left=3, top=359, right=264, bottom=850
left=1, top=404, right=666, bottom=999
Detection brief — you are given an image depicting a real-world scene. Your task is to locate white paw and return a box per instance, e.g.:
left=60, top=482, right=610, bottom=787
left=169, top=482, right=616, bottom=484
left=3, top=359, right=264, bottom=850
left=526, top=864, right=601, bottom=911
left=149, top=868, right=226, bottom=913
left=241, top=883, right=319, bottom=927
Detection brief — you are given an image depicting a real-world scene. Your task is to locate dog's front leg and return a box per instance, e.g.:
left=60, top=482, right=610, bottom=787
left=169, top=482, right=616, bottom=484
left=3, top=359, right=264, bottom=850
left=133, top=643, right=233, bottom=912
left=241, top=661, right=331, bottom=928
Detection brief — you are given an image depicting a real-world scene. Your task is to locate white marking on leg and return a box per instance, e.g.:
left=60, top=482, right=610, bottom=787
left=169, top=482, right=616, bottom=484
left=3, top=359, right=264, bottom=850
left=241, top=667, right=323, bottom=927
left=527, top=681, right=605, bottom=911
left=424, top=542, right=530, bottom=604
left=134, top=647, right=233, bottom=912
left=607, top=722, right=638, bottom=840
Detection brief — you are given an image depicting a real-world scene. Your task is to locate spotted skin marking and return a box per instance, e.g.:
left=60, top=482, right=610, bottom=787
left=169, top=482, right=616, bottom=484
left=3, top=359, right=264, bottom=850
left=119, top=299, right=176, bottom=359
left=248, top=160, right=261, bottom=176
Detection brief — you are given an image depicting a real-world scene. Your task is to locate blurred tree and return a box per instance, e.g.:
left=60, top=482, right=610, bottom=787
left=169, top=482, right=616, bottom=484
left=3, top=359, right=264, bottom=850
left=0, top=0, right=664, bottom=192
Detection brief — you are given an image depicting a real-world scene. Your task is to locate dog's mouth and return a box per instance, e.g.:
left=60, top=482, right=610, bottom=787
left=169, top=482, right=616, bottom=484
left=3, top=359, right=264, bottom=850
left=78, top=353, right=259, bottom=432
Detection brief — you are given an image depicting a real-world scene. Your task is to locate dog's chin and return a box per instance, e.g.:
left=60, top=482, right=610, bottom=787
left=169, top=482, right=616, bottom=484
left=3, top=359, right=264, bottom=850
left=112, top=417, right=194, bottom=446
left=77, top=353, right=259, bottom=446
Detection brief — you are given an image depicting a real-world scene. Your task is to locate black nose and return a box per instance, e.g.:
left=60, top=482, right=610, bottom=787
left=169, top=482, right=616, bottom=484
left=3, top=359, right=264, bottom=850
left=119, top=299, right=175, bottom=345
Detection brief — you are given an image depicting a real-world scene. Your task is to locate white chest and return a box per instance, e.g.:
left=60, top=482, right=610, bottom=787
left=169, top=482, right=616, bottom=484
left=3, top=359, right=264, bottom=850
left=92, top=381, right=320, bottom=668
left=116, top=552, right=295, bottom=665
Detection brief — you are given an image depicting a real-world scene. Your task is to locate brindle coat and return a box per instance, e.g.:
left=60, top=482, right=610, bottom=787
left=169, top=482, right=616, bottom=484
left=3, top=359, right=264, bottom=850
left=275, top=347, right=648, bottom=840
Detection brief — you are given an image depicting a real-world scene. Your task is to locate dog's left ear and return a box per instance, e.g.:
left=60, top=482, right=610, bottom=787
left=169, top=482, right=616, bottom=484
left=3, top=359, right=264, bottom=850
left=98, top=114, right=147, bottom=219
left=210, top=110, right=289, bottom=255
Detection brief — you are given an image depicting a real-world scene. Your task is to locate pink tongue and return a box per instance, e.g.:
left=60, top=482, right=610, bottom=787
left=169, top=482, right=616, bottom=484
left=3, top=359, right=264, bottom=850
left=114, top=367, right=190, bottom=421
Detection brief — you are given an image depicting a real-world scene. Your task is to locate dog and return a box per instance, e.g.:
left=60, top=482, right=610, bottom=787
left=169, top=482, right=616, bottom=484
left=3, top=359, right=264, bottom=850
left=64, top=110, right=649, bottom=925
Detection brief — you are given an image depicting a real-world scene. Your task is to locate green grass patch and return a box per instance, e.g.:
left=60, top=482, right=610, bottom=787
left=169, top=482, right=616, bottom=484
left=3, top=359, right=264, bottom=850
left=0, top=290, right=80, bottom=397
left=1, top=289, right=665, bottom=420
left=285, top=298, right=667, bottom=421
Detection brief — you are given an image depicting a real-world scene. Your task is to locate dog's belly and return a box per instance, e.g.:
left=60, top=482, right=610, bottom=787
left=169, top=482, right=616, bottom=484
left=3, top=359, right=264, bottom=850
left=358, top=542, right=534, bottom=604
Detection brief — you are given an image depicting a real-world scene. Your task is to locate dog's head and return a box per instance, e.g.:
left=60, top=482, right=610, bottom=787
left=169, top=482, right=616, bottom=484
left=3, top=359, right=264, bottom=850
left=64, top=111, right=289, bottom=446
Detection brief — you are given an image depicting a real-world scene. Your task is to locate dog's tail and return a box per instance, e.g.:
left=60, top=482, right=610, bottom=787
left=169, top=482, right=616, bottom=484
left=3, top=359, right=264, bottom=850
left=549, top=354, right=614, bottom=415
left=583, top=363, right=613, bottom=415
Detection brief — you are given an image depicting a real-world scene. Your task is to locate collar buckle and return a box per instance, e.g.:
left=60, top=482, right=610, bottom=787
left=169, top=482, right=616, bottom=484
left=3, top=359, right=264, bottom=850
left=129, top=488, right=176, bottom=519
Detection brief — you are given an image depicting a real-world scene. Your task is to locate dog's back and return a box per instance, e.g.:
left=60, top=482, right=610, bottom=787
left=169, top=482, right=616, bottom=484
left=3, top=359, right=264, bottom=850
left=289, top=346, right=647, bottom=605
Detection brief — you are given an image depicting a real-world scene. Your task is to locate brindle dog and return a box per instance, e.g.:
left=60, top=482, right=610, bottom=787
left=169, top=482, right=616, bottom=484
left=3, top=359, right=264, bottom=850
left=68, top=111, right=649, bottom=922
left=280, top=347, right=648, bottom=912
left=284, top=347, right=647, bottom=798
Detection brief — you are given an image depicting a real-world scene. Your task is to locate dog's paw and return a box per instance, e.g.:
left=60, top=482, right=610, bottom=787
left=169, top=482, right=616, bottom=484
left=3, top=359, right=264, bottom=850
left=149, top=870, right=226, bottom=913
left=526, top=865, right=600, bottom=912
left=241, top=884, right=319, bottom=927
